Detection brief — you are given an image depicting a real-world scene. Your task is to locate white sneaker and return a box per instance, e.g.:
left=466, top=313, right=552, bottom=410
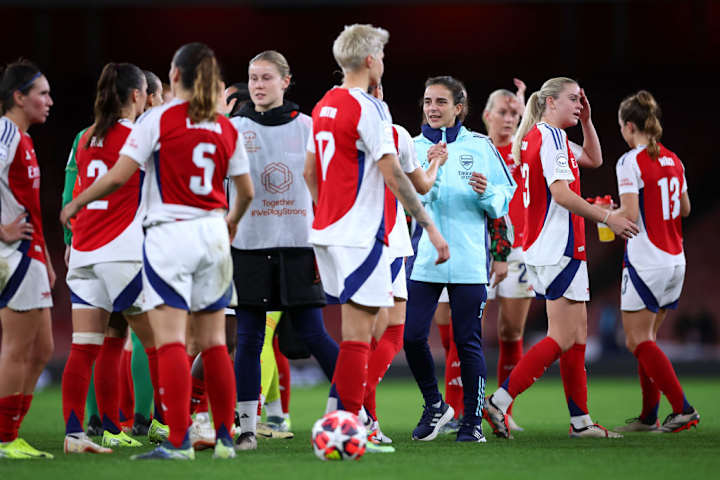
left=189, top=416, right=216, bottom=451
left=64, top=432, right=113, bottom=454
left=569, top=423, right=623, bottom=438
left=368, top=420, right=393, bottom=444
left=507, top=415, right=524, bottom=432
left=614, top=417, right=660, bottom=432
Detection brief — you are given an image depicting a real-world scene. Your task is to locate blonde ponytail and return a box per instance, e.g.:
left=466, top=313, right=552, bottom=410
left=511, top=77, right=576, bottom=164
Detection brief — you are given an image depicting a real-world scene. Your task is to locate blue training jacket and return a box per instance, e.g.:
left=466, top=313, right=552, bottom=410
left=409, top=121, right=516, bottom=284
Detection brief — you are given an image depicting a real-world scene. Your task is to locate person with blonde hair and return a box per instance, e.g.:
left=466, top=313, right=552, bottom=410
left=612, top=90, right=699, bottom=434
left=62, top=42, right=254, bottom=460
left=484, top=77, right=638, bottom=439
left=304, top=24, right=448, bottom=452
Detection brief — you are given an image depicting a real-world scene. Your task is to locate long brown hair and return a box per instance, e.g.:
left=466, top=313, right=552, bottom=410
left=173, top=42, right=220, bottom=123
left=619, top=90, right=663, bottom=159
left=87, top=62, right=144, bottom=148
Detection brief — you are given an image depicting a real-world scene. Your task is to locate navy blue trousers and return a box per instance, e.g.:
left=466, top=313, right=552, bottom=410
left=403, top=281, right=487, bottom=424
left=234, top=307, right=339, bottom=401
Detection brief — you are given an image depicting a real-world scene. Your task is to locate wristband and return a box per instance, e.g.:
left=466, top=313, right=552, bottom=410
left=602, top=210, right=610, bottom=224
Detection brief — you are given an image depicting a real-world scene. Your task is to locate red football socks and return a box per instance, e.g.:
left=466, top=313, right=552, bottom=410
left=638, top=360, right=660, bottom=421
left=202, top=345, right=236, bottom=440
left=119, top=348, right=134, bottom=423
left=61, top=343, right=101, bottom=434
left=157, top=342, right=191, bottom=447
left=363, top=324, right=404, bottom=418
left=95, top=337, right=124, bottom=434
left=333, top=341, right=370, bottom=415
left=634, top=340, right=687, bottom=414
left=444, top=323, right=463, bottom=418
left=505, top=337, right=562, bottom=398
left=437, top=324, right=451, bottom=353
left=145, top=346, right=164, bottom=424
left=559, top=343, right=589, bottom=416
left=498, top=339, right=523, bottom=416
left=0, top=394, right=22, bottom=442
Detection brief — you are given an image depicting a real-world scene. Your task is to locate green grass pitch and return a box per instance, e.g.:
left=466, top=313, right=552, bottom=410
left=3, top=377, right=718, bottom=479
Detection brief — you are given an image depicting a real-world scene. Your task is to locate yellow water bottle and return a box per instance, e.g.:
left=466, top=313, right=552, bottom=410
left=594, top=195, right=615, bottom=242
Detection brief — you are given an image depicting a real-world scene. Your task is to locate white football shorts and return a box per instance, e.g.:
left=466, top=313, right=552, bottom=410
left=528, top=256, right=589, bottom=302
left=67, top=261, right=145, bottom=315
left=390, top=257, right=408, bottom=301
left=487, top=247, right=536, bottom=300
left=0, top=250, right=52, bottom=311
left=621, top=264, right=684, bottom=313
left=143, top=216, right=234, bottom=312
left=313, top=240, right=394, bottom=308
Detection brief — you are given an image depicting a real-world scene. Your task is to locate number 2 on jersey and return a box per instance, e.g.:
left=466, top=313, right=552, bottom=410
left=190, top=143, right=216, bottom=195
left=315, top=131, right=335, bottom=181
left=86, top=159, right=109, bottom=210
left=657, top=176, right=680, bottom=220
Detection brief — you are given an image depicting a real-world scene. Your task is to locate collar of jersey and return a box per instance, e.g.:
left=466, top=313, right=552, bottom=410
left=235, top=100, right=300, bottom=126
left=421, top=119, right=462, bottom=144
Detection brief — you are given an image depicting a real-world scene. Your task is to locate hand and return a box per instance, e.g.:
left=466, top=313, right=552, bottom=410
left=606, top=212, right=639, bottom=240
left=579, top=88, right=591, bottom=123
left=469, top=172, right=488, bottom=195
left=426, top=226, right=450, bottom=265
left=0, top=213, right=33, bottom=243
left=64, top=245, right=71, bottom=267
left=427, top=142, right=448, bottom=166
left=491, top=261, right=508, bottom=288
left=513, top=78, right=527, bottom=106
left=60, top=202, right=80, bottom=229
left=225, top=215, right=238, bottom=242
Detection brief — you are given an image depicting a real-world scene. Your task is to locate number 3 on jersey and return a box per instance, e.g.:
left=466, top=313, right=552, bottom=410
left=657, top=176, right=680, bottom=220
left=87, top=159, right=109, bottom=210
left=190, top=143, right=216, bottom=195
left=521, top=163, right=530, bottom=207
left=315, top=131, right=335, bottom=180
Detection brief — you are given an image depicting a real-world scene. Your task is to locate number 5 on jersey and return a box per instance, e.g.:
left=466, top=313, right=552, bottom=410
left=190, top=143, right=216, bottom=195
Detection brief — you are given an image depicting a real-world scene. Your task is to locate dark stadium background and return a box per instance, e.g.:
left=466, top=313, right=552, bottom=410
left=1, top=0, right=718, bottom=377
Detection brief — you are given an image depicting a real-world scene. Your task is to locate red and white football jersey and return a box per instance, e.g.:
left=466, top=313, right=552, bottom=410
left=496, top=143, right=525, bottom=248
left=120, top=99, right=249, bottom=225
left=0, top=117, right=46, bottom=263
left=385, top=124, right=419, bottom=258
left=520, top=122, right=586, bottom=266
left=616, top=144, right=687, bottom=269
left=307, top=87, right=396, bottom=247
left=72, top=119, right=142, bottom=257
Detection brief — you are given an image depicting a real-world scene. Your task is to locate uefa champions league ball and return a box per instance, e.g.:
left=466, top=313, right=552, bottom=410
left=311, top=410, right=367, bottom=461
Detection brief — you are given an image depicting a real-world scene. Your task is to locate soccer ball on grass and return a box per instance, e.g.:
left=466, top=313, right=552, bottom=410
left=311, top=410, right=366, bottom=461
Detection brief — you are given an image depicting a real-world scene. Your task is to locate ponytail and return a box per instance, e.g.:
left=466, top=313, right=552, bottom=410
left=87, top=62, right=144, bottom=148
left=512, top=77, right=576, bottom=164
left=619, top=90, right=662, bottom=159
left=173, top=42, right=220, bottom=124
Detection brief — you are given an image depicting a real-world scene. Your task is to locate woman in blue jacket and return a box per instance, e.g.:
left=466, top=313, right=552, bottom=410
left=405, top=76, right=515, bottom=443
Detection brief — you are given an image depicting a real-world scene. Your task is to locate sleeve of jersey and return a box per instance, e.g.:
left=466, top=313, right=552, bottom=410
left=61, top=129, right=86, bottom=245
left=356, top=102, right=396, bottom=162
left=476, top=141, right=516, bottom=219
left=396, top=125, right=421, bottom=173
left=488, top=217, right=512, bottom=262
left=119, top=112, right=159, bottom=166
left=540, top=128, right=575, bottom=185
left=616, top=153, right=639, bottom=195
left=681, top=162, right=688, bottom=194
left=227, top=132, right=250, bottom=177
